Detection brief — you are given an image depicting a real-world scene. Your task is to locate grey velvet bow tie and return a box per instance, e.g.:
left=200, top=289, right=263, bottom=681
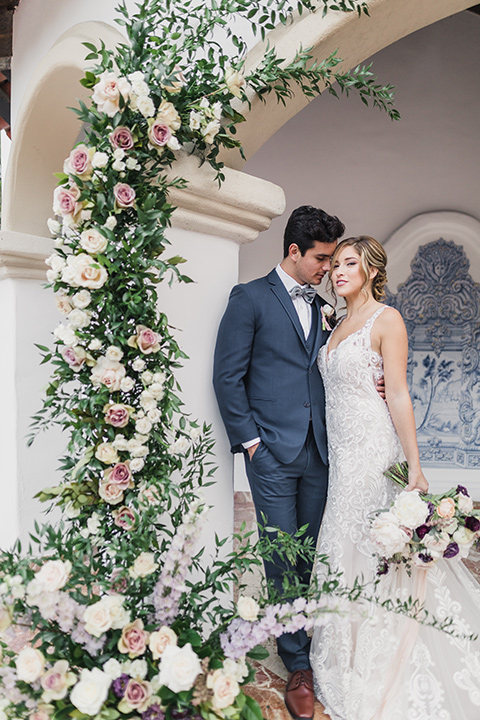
left=289, top=285, right=317, bottom=304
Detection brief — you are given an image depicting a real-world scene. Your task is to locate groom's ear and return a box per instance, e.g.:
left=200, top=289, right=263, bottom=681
left=288, top=243, right=300, bottom=261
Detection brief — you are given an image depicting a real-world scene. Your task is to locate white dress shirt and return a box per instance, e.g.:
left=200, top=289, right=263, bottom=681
left=242, top=265, right=316, bottom=449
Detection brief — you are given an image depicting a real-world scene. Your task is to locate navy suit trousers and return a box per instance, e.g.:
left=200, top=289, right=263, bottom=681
left=244, top=426, right=328, bottom=672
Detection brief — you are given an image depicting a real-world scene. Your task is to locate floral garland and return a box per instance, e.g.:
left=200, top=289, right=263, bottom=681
left=0, top=3, right=402, bottom=720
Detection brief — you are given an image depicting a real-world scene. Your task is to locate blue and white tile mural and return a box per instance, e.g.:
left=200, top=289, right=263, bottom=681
left=386, top=239, right=480, bottom=469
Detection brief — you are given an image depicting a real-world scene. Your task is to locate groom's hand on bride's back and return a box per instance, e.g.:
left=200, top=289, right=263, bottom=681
left=376, top=376, right=386, bottom=401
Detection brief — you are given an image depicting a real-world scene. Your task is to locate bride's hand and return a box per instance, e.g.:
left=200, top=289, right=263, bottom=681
left=406, top=468, right=429, bottom=493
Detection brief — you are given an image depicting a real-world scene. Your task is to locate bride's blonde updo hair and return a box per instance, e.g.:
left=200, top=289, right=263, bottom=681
left=329, top=235, right=388, bottom=301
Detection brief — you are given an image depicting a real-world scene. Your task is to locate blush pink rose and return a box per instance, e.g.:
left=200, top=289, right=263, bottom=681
left=437, top=497, right=456, bottom=519
left=118, top=619, right=148, bottom=657
left=113, top=506, right=137, bottom=531
left=114, top=183, right=136, bottom=209
left=148, top=121, right=172, bottom=148
left=53, top=184, right=82, bottom=220
left=63, top=145, right=94, bottom=179
left=104, top=462, right=133, bottom=491
left=104, top=403, right=132, bottom=428
left=61, top=345, right=86, bottom=372
left=121, top=679, right=152, bottom=711
left=128, top=325, right=160, bottom=354
left=92, top=72, right=131, bottom=117
left=110, top=126, right=134, bottom=150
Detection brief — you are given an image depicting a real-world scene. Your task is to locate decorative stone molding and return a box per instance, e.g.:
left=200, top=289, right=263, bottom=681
left=0, top=230, right=52, bottom=280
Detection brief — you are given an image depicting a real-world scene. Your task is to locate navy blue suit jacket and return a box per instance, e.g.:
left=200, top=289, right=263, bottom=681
left=213, top=269, right=329, bottom=465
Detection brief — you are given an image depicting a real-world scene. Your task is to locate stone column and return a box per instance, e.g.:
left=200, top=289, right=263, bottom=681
left=0, top=157, right=285, bottom=550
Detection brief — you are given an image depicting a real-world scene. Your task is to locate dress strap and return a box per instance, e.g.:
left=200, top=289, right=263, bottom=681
left=364, top=305, right=388, bottom=331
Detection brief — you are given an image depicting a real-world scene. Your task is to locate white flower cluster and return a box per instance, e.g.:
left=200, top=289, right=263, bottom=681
left=189, top=97, right=222, bottom=144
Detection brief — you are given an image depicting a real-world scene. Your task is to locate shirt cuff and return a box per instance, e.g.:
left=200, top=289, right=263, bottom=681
left=242, top=437, right=261, bottom=450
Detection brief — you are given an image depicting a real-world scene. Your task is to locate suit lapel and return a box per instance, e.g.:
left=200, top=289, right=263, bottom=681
left=310, top=295, right=329, bottom=365
left=267, top=269, right=307, bottom=348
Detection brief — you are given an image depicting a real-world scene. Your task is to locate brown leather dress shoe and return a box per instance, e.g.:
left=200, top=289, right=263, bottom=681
left=285, top=668, right=315, bottom=720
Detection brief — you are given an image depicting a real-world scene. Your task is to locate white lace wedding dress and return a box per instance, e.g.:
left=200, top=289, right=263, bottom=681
left=310, top=306, right=480, bottom=720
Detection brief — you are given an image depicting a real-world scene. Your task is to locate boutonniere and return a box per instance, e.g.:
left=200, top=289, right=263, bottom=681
left=321, top=304, right=336, bottom=331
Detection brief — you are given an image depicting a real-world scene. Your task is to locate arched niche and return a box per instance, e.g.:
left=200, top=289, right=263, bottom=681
left=2, top=21, right=125, bottom=237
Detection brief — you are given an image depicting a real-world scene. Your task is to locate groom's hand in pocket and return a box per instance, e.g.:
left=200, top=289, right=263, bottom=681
left=248, top=442, right=260, bottom=460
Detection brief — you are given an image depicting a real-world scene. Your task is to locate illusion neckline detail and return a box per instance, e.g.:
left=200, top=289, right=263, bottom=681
left=326, top=305, right=387, bottom=361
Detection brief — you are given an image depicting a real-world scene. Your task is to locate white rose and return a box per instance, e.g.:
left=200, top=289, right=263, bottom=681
left=68, top=309, right=91, bottom=329
left=423, top=531, right=449, bottom=553
left=125, top=157, right=138, bottom=170
left=132, top=358, right=146, bottom=372
left=392, top=490, right=430, bottom=530
left=70, top=668, right=111, bottom=716
left=189, top=111, right=202, bottom=131
left=103, top=594, right=130, bottom=629
left=89, top=338, right=102, bottom=351
left=72, top=290, right=92, bottom=309
left=370, top=512, right=410, bottom=557
left=113, top=148, right=126, bottom=161
left=87, top=514, right=102, bottom=536
left=106, top=346, right=124, bottom=362
left=112, top=159, right=126, bottom=172
left=141, top=371, right=153, bottom=385
left=16, top=647, right=45, bottom=682
left=95, top=443, right=119, bottom=465
left=92, top=152, right=109, bottom=169
left=131, top=78, right=150, bottom=97
left=47, top=218, right=62, bottom=235
left=129, top=552, right=158, bottom=580
left=208, top=669, right=240, bottom=710
left=156, top=99, right=181, bottom=130
left=104, top=216, right=117, bottom=230
left=223, top=657, right=248, bottom=683
left=120, top=377, right=135, bottom=392
left=139, top=391, right=156, bottom=411
left=56, top=294, right=73, bottom=315
left=54, top=323, right=78, bottom=347
left=457, top=493, right=474, bottom=514
left=80, top=228, right=108, bottom=255
left=113, top=434, right=129, bottom=451
left=453, top=526, right=475, bottom=546
left=152, top=372, right=166, bottom=384
left=225, top=67, right=245, bottom=98
left=148, top=382, right=164, bottom=400
left=170, top=437, right=190, bottom=455
left=190, top=427, right=202, bottom=442
left=237, top=595, right=260, bottom=622
left=149, top=626, right=177, bottom=660
left=136, top=95, right=155, bottom=118
left=130, top=458, right=145, bottom=473
left=92, top=71, right=131, bottom=118
left=147, top=408, right=161, bottom=424
left=46, top=254, right=66, bottom=273
left=128, top=659, right=148, bottom=681
left=83, top=599, right=113, bottom=637
left=202, top=119, right=221, bottom=144
left=103, top=658, right=122, bottom=680
left=90, top=356, right=126, bottom=392
left=138, top=483, right=160, bottom=506
left=36, top=559, right=72, bottom=592
left=158, top=643, right=201, bottom=693
left=135, top=417, right=152, bottom=435
left=127, top=438, right=149, bottom=458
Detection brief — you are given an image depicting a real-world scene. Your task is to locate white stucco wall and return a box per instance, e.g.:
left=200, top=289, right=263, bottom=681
left=240, top=10, right=480, bottom=282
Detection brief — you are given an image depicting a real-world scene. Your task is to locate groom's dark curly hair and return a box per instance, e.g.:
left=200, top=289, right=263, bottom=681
left=283, top=205, right=345, bottom=257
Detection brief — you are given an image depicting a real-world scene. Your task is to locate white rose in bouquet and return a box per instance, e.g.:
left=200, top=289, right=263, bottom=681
left=158, top=643, right=201, bottom=693
left=70, top=668, right=111, bottom=716
left=149, top=626, right=177, bottom=660
left=392, top=490, right=430, bottom=530
left=207, top=669, right=240, bottom=710
left=35, top=559, right=72, bottom=592
left=237, top=595, right=260, bottom=622
left=15, top=647, right=45, bottom=682
left=370, top=512, right=410, bottom=558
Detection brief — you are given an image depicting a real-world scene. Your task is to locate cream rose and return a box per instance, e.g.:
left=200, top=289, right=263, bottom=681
left=41, top=660, right=76, bottom=702
left=62, top=254, right=108, bottom=290
left=95, top=443, right=119, bottom=465
left=99, top=481, right=124, bottom=505
left=225, top=67, right=245, bottom=98
left=118, top=619, right=149, bottom=658
left=36, top=559, right=72, bottom=592
left=457, top=493, right=474, bottom=514
left=70, top=667, right=111, bottom=716
left=103, top=594, right=130, bottom=629
left=207, top=669, right=240, bottom=710
left=370, top=512, right=410, bottom=558
left=156, top=99, right=181, bottom=130
left=92, top=72, right=131, bottom=117
left=72, top=290, right=91, bottom=309
left=237, top=595, right=260, bottom=622
left=106, top=346, right=124, bottom=362
left=84, top=598, right=113, bottom=637
left=149, top=626, right=177, bottom=660
left=68, top=309, right=91, bottom=330
left=16, top=647, right=45, bottom=682
left=80, top=228, right=108, bottom=255
left=129, top=552, right=158, bottom=580
left=158, top=643, right=201, bottom=693
left=90, top=356, right=126, bottom=392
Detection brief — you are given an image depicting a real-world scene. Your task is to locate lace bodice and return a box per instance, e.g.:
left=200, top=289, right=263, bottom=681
left=310, top=305, right=480, bottom=720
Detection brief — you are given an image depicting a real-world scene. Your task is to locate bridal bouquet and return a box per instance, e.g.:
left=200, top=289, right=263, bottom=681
left=370, top=462, right=480, bottom=572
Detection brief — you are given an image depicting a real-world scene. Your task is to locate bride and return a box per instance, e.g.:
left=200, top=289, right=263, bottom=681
left=310, top=236, right=480, bottom=719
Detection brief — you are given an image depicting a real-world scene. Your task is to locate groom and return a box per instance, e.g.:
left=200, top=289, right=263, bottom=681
left=213, top=205, right=345, bottom=720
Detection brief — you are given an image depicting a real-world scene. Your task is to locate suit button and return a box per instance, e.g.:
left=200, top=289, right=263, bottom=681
left=304, top=401, right=310, bottom=408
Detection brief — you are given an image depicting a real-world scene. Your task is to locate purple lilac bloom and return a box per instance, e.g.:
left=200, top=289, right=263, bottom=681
left=465, top=516, right=480, bottom=532
left=416, top=525, right=430, bottom=540
left=113, top=674, right=131, bottom=698
left=443, top=542, right=460, bottom=559
left=142, top=704, right=165, bottom=720
left=456, top=485, right=470, bottom=496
